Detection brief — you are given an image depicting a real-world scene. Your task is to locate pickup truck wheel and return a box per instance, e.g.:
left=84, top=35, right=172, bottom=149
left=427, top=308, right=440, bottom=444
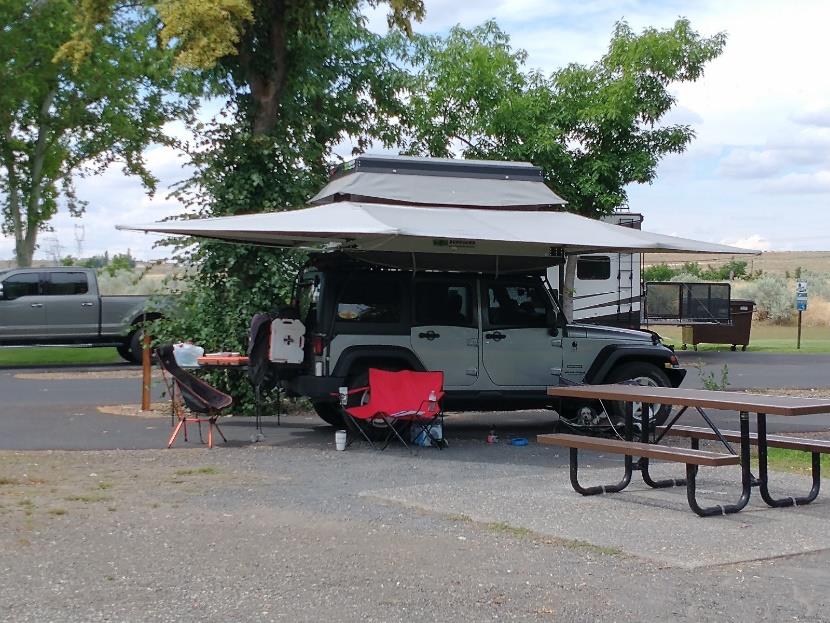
left=605, top=362, right=672, bottom=428
left=116, top=342, right=134, bottom=363
left=127, top=329, right=152, bottom=365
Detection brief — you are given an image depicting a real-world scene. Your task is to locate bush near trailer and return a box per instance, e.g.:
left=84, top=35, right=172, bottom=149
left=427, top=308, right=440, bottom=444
left=735, top=275, right=791, bottom=324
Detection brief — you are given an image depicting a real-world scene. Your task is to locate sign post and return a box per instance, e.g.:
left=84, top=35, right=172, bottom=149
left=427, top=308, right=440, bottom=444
left=795, top=281, right=808, bottom=350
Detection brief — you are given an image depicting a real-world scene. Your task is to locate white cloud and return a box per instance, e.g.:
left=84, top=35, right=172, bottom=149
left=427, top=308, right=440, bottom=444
left=762, top=170, right=830, bottom=194
left=792, top=107, right=830, bottom=128
left=721, top=234, right=771, bottom=251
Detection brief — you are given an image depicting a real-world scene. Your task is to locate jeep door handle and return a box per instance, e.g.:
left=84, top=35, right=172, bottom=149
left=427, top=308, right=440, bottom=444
left=485, top=331, right=506, bottom=342
left=81, top=302, right=94, bottom=307
left=30, top=303, right=43, bottom=308
left=418, top=330, right=440, bottom=340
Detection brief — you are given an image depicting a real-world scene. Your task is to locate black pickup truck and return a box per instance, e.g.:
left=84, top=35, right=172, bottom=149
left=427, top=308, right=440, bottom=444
left=0, top=267, right=163, bottom=363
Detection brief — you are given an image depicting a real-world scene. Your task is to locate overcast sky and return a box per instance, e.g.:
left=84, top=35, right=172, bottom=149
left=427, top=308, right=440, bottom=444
left=3, top=0, right=829, bottom=261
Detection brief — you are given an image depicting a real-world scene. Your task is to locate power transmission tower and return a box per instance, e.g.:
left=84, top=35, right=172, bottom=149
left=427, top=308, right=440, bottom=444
left=74, top=224, right=85, bottom=258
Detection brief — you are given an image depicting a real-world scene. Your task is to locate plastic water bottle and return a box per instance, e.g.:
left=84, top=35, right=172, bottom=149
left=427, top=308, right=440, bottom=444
left=173, top=341, right=204, bottom=367
left=428, top=389, right=437, bottom=411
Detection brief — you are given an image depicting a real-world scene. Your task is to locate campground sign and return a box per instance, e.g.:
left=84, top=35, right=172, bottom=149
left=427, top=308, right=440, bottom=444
left=796, top=281, right=808, bottom=311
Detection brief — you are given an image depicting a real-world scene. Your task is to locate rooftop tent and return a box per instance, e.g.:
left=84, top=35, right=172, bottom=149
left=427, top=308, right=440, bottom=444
left=309, top=155, right=567, bottom=210
left=118, top=201, right=756, bottom=273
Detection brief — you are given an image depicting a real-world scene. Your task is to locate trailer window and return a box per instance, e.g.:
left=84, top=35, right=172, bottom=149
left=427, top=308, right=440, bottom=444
left=577, top=256, right=611, bottom=280
left=337, top=279, right=401, bottom=323
left=44, top=272, right=89, bottom=295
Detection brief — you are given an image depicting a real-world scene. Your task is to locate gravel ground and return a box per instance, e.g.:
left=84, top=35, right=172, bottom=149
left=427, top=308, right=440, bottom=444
left=2, top=442, right=829, bottom=623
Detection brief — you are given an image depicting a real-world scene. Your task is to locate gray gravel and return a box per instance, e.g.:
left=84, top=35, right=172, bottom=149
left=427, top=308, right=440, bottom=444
left=2, top=438, right=829, bottom=622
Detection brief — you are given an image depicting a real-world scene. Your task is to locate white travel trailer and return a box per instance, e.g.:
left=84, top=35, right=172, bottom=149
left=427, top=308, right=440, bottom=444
left=548, top=211, right=644, bottom=329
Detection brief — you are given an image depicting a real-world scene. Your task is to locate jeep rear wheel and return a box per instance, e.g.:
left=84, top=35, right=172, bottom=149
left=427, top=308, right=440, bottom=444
left=312, top=402, right=345, bottom=427
left=605, top=362, right=672, bottom=428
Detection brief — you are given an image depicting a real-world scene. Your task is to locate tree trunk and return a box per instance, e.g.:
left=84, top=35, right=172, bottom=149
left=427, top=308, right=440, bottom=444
left=15, top=236, right=37, bottom=268
left=562, top=255, right=578, bottom=322
left=13, top=86, right=57, bottom=267
left=2, top=130, right=26, bottom=266
left=243, top=0, right=288, bottom=137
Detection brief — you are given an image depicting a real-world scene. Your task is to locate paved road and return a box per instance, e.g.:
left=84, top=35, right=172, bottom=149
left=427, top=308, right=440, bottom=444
left=1, top=350, right=830, bottom=450
left=675, top=350, right=830, bottom=390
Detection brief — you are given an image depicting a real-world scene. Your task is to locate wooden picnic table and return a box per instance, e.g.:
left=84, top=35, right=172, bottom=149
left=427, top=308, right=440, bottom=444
left=542, top=384, right=830, bottom=516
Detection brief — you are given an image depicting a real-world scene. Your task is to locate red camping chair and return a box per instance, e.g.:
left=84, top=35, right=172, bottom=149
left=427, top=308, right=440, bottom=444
left=342, top=369, right=445, bottom=451
left=157, top=344, right=233, bottom=449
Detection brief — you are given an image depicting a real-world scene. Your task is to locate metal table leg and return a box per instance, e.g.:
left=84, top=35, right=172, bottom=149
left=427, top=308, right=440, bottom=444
left=640, top=402, right=685, bottom=488
left=685, top=411, right=752, bottom=517
left=568, top=400, right=634, bottom=495
left=757, top=413, right=821, bottom=507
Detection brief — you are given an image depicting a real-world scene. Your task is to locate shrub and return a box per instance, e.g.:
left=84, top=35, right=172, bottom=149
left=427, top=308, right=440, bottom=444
left=800, top=270, right=830, bottom=299
left=96, top=267, right=181, bottom=296
left=669, top=272, right=702, bottom=283
left=741, top=274, right=793, bottom=323
left=642, top=263, right=676, bottom=282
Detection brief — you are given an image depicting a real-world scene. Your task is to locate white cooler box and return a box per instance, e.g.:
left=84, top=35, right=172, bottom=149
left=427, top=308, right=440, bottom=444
left=268, top=318, right=306, bottom=364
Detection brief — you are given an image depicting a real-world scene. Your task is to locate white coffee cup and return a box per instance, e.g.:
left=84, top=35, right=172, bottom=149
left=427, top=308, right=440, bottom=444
left=335, top=429, right=347, bottom=451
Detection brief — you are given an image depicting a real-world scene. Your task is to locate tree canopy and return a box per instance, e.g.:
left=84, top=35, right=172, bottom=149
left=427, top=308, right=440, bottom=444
left=0, top=0, right=199, bottom=266
left=398, top=19, right=725, bottom=316
left=402, top=19, right=726, bottom=219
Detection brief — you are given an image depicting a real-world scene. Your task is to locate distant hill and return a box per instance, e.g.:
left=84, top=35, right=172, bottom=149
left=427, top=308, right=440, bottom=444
left=643, top=251, right=830, bottom=277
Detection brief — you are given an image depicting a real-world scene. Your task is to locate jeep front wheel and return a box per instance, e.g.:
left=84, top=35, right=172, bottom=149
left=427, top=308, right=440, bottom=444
left=605, top=362, right=672, bottom=428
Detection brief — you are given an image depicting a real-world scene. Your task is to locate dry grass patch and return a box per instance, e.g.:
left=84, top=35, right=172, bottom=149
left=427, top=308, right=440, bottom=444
left=64, top=494, right=111, bottom=503
left=174, top=467, right=220, bottom=476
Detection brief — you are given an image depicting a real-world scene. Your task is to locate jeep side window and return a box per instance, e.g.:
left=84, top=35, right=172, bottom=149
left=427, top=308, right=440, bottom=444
left=487, top=283, right=548, bottom=328
left=336, top=278, right=401, bottom=323
left=414, top=282, right=473, bottom=326
left=2, top=273, right=40, bottom=300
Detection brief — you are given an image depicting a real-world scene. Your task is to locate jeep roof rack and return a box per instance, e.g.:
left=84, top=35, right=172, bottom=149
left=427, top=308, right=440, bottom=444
left=327, top=154, right=543, bottom=182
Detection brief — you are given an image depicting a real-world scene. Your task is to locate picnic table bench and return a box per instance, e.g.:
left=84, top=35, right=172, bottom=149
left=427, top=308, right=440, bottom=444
left=541, top=385, right=830, bottom=517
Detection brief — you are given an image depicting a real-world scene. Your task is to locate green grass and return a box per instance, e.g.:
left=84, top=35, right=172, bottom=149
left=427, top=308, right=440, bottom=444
left=486, top=521, right=533, bottom=539
left=657, top=323, right=830, bottom=354
left=0, top=346, right=124, bottom=367
left=757, top=448, right=830, bottom=474
left=446, top=513, right=620, bottom=556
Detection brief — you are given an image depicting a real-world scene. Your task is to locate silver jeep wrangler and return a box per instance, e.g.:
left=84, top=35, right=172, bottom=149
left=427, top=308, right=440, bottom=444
left=282, top=254, right=685, bottom=428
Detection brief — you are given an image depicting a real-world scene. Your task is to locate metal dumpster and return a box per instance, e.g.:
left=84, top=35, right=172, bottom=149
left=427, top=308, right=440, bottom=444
left=681, top=299, right=755, bottom=351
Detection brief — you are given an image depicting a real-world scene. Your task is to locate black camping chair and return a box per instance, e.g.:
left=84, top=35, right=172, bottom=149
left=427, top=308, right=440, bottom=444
left=247, top=313, right=280, bottom=431
left=157, top=344, right=233, bottom=449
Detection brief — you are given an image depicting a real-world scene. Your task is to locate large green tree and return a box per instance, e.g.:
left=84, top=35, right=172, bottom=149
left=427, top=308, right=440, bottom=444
left=401, top=19, right=726, bottom=317
left=66, top=1, right=422, bottom=412
left=0, top=0, right=198, bottom=266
